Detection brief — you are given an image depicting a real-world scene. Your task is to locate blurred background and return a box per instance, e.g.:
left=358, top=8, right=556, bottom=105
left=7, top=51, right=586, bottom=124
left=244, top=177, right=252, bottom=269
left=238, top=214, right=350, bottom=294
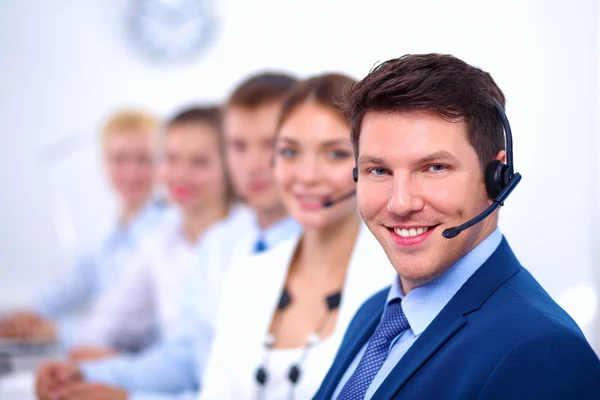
left=0, top=0, right=598, bottom=352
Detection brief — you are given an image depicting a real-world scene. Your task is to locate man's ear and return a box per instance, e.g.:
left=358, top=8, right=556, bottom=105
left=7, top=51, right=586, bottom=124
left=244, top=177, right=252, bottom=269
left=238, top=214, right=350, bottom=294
left=495, top=150, right=507, bottom=164
left=484, top=150, right=509, bottom=201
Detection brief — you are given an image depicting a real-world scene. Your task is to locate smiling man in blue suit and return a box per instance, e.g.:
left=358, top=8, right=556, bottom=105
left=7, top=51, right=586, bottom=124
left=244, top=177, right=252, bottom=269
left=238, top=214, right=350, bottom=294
left=315, top=53, right=600, bottom=400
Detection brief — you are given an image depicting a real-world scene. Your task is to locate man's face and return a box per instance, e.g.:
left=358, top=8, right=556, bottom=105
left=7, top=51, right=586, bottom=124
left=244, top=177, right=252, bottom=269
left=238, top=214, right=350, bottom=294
left=223, top=102, right=283, bottom=213
left=104, top=132, right=155, bottom=209
left=357, top=110, right=501, bottom=293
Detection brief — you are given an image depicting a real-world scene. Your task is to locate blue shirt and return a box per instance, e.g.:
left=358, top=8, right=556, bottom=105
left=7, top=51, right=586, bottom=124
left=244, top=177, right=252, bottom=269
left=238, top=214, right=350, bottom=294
left=81, top=212, right=302, bottom=400
left=333, top=229, right=503, bottom=399
left=32, top=199, right=166, bottom=345
left=80, top=312, right=211, bottom=400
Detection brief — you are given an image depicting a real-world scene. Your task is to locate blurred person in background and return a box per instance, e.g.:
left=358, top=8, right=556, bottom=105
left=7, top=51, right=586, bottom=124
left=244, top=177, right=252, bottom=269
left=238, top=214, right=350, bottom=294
left=0, top=109, right=165, bottom=347
left=34, top=72, right=303, bottom=400
left=195, top=72, right=305, bottom=324
left=67, top=106, right=235, bottom=361
left=199, top=74, right=393, bottom=400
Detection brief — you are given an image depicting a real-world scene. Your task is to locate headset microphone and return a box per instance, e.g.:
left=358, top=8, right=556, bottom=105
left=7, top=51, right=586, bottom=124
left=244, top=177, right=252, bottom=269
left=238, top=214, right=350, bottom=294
left=441, top=98, right=522, bottom=239
left=322, top=191, right=356, bottom=208
left=321, top=167, right=359, bottom=208
left=441, top=174, right=521, bottom=238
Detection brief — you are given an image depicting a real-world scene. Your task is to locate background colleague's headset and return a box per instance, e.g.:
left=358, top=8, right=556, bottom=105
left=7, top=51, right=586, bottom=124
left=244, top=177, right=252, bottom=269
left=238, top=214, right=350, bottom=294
left=350, top=97, right=522, bottom=239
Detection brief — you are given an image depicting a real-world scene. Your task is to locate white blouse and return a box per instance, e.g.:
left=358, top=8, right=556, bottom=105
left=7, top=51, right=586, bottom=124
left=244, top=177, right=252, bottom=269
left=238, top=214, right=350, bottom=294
left=199, top=223, right=395, bottom=400
left=256, top=334, right=341, bottom=400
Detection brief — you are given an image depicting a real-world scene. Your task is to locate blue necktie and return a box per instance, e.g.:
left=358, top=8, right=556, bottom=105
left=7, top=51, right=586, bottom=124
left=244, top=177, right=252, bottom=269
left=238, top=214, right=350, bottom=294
left=253, top=238, right=268, bottom=253
left=337, top=299, right=409, bottom=399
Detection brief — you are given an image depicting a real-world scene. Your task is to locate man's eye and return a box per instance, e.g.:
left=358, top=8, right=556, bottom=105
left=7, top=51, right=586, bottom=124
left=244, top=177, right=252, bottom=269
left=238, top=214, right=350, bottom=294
left=428, top=164, right=447, bottom=172
left=279, top=148, right=296, bottom=158
left=328, top=151, right=351, bottom=160
left=369, top=168, right=388, bottom=176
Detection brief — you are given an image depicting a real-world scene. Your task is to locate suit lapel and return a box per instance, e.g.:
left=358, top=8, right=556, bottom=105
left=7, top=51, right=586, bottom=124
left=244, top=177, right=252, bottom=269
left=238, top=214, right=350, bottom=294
left=372, top=238, right=522, bottom=399
left=372, top=310, right=467, bottom=399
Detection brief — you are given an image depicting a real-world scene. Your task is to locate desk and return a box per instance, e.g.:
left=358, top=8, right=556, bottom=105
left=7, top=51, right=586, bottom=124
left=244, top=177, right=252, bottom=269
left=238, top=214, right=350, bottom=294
left=0, top=371, right=36, bottom=400
left=0, top=344, right=63, bottom=400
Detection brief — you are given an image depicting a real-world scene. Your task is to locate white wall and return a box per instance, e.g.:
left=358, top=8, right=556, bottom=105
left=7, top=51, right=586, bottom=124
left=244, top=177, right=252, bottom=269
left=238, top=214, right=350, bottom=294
left=595, top=0, right=600, bottom=351
left=0, top=0, right=598, bottom=348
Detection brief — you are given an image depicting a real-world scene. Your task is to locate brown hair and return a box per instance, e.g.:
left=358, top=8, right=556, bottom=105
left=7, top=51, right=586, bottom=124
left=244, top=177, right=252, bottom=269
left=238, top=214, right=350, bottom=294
left=344, top=53, right=506, bottom=169
left=167, top=106, right=220, bottom=128
left=227, top=72, right=298, bottom=109
left=276, top=73, right=356, bottom=132
left=166, top=105, right=222, bottom=150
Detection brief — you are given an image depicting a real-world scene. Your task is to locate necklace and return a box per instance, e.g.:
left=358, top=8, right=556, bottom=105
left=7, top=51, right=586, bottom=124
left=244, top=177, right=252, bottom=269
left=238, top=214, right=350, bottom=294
left=255, top=287, right=343, bottom=400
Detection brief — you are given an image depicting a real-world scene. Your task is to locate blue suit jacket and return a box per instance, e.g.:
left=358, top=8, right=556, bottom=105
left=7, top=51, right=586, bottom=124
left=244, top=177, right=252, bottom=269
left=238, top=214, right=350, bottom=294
left=315, top=238, right=600, bottom=399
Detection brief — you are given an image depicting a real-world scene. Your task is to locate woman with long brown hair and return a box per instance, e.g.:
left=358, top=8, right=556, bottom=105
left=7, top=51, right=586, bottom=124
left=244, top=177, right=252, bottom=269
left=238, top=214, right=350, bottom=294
left=200, top=74, right=393, bottom=400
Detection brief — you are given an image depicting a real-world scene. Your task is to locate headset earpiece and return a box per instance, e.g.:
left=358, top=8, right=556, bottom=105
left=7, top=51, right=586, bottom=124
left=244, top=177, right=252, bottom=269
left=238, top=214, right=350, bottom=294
left=352, top=167, right=358, bottom=183
left=485, top=159, right=510, bottom=199
left=443, top=96, right=522, bottom=239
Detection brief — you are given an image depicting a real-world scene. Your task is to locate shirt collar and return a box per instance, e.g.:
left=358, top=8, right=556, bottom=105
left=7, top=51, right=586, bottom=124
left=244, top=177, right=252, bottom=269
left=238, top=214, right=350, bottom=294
left=254, top=215, right=302, bottom=249
left=128, top=199, right=167, bottom=239
left=386, top=228, right=503, bottom=336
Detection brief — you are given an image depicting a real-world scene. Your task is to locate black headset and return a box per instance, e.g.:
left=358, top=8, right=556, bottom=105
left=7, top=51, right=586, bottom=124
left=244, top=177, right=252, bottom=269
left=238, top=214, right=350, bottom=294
left=352, top=98, right=521, bottom=239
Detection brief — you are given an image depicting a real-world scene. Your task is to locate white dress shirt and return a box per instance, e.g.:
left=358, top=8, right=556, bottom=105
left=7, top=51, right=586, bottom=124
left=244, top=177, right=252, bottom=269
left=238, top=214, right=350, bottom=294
left=196, top=211, right=302, bottom=325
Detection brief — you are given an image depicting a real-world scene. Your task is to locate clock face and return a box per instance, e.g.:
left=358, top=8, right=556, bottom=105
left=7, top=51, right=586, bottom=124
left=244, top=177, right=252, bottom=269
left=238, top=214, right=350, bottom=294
left=128, top=0, right=216, bottom=62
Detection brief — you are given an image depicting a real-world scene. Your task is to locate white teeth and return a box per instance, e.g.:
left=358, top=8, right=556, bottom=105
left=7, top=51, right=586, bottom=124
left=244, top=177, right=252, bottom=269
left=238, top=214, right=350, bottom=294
left=394, top=226, right=429, bottom=238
